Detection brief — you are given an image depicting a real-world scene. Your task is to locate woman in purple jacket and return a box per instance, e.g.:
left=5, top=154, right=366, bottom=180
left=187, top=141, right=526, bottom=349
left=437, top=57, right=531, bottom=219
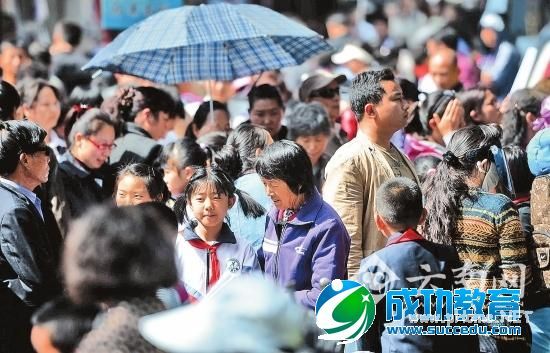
left=256, top=140, right=350, bottom=309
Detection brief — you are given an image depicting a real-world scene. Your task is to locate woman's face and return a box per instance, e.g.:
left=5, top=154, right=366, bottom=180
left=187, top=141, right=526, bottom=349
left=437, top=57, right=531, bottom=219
left=25, top=87, right=61, bottom=133
left=163, top=158, right=190, bottom=197
left=195, top=109, right=230, bottom=138
left=261, top=178, right=300, bottom=210
left=115, top=175, right=154, bottom=206
left=249, top=99, right=284, bottom=138
left=73, top=124, right=116, bottom=170
left=480, top=90, right=501, bottom=124
left=295, top=134, right=329, bottom=166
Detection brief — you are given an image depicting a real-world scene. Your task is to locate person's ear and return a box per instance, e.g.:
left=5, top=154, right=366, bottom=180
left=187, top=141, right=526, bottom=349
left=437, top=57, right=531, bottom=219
left=477, top=158, right=490, bottom=174
left=255, top=147, right=262, bottom=157
left=228, top=195, right=236, bottom=209
left=469, top=110, right=480, bottom=122
left=74, top=132, right=85, bottom=146
left=182, top=166, right=195, bottom=182
left=375, top=213, right=387, bottom=234
left=429, top=115, right=439, bottom=130
left=525, top=112, right=537, bottom=124
left=364, top=103, right=376, bottom=118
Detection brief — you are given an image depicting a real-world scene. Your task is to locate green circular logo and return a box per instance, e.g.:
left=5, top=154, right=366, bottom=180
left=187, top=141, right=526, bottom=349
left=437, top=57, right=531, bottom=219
left=315, top=279, right=376, bottom=344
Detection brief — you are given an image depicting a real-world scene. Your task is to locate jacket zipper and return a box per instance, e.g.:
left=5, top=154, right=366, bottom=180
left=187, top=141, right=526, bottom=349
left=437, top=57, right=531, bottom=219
left=274, top=222, right=288, bottom=280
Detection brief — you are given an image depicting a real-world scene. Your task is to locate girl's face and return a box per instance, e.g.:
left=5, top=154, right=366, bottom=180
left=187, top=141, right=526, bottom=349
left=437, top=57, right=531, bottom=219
left=163, top=158, right=190, bottom=197
left=116, top=175, right=154, bottom=206
left=194, top=109, right=230, bottom=138
left=480, top=90, right=501, bottom=124
left=25, top=87, right=61, bottom=132
left=261, top=178, right=300, bottom=210
left=189, top=183, right=233, bottom=229
left=73, top=124, right=116, bottom=170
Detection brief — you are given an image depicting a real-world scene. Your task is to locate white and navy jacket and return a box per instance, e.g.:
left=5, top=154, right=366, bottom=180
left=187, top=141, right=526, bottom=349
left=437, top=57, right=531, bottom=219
left=175, top=222, right=260, bottom=300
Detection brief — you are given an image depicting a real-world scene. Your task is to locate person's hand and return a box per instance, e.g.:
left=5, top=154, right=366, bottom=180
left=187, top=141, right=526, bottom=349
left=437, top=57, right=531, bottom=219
left=433, top=98, right=465, bottom=138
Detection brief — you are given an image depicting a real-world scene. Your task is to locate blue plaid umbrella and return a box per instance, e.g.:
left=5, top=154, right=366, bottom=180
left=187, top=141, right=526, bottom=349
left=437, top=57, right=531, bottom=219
left=83, top=3, right=332, bottom=83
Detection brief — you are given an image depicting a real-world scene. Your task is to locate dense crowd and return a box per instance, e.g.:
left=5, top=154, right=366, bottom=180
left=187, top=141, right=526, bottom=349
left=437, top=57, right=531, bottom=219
left=0, top=1, right=549, bottom=353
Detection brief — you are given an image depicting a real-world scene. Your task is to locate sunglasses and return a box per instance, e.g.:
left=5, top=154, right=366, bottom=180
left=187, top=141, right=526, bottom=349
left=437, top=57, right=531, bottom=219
left=310, top=86, right=340, bottom=99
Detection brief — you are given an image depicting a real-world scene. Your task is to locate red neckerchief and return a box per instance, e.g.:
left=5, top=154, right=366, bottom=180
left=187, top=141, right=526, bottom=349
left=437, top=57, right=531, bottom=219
left=513, top=196, right=530, bottom=205
left=385, top=228, right=424, bottom=247
left=188, top=239, right=222, bottom=289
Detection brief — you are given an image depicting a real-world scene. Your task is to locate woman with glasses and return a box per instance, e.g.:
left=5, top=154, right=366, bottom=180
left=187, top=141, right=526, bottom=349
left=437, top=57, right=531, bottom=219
left=50, top=108, right=117, bottom=235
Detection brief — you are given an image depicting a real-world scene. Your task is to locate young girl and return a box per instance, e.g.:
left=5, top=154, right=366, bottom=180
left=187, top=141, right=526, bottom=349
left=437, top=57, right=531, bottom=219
left=160, top=138, right=207, bottom=199
left=114, top=163, right=170, bottom=206
left=173, top=167, right=263, bottom=300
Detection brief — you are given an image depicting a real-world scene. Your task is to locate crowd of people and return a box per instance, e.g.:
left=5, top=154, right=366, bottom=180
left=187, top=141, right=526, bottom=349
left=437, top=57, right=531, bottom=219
left=1, top=1, right=549, bottom=353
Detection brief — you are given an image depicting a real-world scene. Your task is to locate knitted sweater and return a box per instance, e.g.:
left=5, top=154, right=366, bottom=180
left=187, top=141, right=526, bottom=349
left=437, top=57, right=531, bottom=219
left=456, top=190, right=532, bottom=292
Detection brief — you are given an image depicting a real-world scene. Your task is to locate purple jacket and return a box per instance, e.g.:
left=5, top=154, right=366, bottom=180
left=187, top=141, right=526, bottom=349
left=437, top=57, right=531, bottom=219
left=260, top=189, right=350, bottom=309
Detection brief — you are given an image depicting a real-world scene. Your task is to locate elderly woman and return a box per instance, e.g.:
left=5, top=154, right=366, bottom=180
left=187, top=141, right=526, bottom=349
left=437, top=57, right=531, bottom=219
left=51, top=108, right=117, bottom=235
left=255, top=140, right=350, bottom=309
left=63, top=204, right=178, bottom=353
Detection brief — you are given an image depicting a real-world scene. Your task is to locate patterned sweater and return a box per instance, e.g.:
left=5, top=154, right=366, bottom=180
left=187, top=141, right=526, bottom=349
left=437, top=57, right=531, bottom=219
left=456, top=189, right=532, bottom=292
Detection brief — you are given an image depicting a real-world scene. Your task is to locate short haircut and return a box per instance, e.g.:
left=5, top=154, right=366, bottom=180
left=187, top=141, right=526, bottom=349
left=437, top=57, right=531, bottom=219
left=31, top=297, right=99, bottom=353
left=0, top=80, right=21, bottom=121
left=67, top=108, right=116, bottom=148
left=255, top=140, right=315, bottom=197
left=116, top=86, right=176, bottom=123
left=55, top=21, right=82, bottom=47
left=17, top=78, right=61, bottom=107
left=116, top=163, right=170, bottom=203
left=350, top=68, right=395, bottom=121
left=0, top=120, right=47, bottom=175
left=248, top=84, right=284, bottom=110
left=286, top=102, right=331, bottom=140
left=160, top=137, right=208, bottom=171
left=63, top=205, right=178, bottom=304
left=375, top=177, right=423, bottom=228
left=419, top=90, right=456, bottom=135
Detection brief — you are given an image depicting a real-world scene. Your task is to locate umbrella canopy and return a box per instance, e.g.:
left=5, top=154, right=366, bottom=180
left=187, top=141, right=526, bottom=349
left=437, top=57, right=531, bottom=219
left=83, top=3, right=332, bottom=83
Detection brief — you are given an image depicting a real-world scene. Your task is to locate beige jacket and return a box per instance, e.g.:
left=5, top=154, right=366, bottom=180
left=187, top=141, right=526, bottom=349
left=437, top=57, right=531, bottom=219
left=322, top=130, right=420, bottom=276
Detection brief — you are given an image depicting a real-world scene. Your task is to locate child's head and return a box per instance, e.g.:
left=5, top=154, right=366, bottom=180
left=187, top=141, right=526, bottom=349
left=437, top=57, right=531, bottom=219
left=160, top=138, right=207, bottom=197
left=31, top=298, right=99, bottom=353
left=174, top=167, right=264, bottom=228
left=115, top=163, right=170, bottom=206
left=375, top=177, right=425, bottom=235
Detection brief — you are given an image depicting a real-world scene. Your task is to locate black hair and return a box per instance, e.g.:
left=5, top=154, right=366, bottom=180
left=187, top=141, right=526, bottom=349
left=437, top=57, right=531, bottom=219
left=17, top=78, right=62, bottom=107
left=31, top=297, right=100, bottom=353
left=67, top=108, right=117, bottom=148
left=173, top=167, right=265, bottom=224
left=501, top=89, right=544, bottom=148
left=502, top=145, right=534, bottom=197
left=247, top=84, right=284, bottom=111
left=116, top=163, right=170, bottom=203
left=135, top=202, right=178, bottom=237
left=418, top=90, right=456, bottom=135
left=414, top=155, right=442, bottom=184
left=196, top=130, right=228, bottom=153
left=457, top=88, right=486, bottom=125
left=375, top=177, right=424, bottom=228
left=431, top=27, right=459, bottom=51
left=255, top=140, right=315, bottom=198
left=350, top=68, right=395, bottom=122
left=286, top=102, right=331, bottom=140
left=0, top=120, right=47, bottom=175
left=185, top=100, right=229, bottom=139
left=63, top=205, right=178, bottom=304
left=55, top=21, right=82, bottom=47
left=160, top=138, right=208, bottom=171
left=63, top=85, right=106, bottom=137
left=218, top=123, right=271, bottom=178
left=0, top=80, right=21, bottom=121
left=422, top=124, right=502, bottom=245
left=116, top=86, right=176, bottom=123
left=397, top=77, right=423, bottom=134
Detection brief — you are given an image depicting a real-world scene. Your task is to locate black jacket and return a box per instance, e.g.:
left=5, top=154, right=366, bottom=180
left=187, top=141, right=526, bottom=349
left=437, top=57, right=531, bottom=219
left=0, top=182, right=63, bottom=353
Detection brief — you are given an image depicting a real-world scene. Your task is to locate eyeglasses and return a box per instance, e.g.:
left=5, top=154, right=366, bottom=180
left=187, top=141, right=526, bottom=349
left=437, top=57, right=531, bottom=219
left=86, top=137, right=116, bottom=151
left=310, top=86, right=340, bottom=99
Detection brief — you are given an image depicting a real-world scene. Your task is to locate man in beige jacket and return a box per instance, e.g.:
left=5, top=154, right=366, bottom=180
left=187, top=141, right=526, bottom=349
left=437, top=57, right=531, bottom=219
left=323, top=68, right=420, bottom=277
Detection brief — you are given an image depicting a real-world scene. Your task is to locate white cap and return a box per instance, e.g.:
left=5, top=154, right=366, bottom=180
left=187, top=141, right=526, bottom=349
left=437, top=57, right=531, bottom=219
left=139, top=275, right=307, bottom=353
left=480, top=12, right=505, bottom=32
left=331, top=44, right=374, bottom=65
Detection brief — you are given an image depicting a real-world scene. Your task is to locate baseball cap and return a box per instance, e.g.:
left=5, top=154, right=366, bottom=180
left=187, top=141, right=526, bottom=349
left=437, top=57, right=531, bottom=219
left=298, top=71, right=346, bottom=102
left=331, top=44, right=374, bottom=65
